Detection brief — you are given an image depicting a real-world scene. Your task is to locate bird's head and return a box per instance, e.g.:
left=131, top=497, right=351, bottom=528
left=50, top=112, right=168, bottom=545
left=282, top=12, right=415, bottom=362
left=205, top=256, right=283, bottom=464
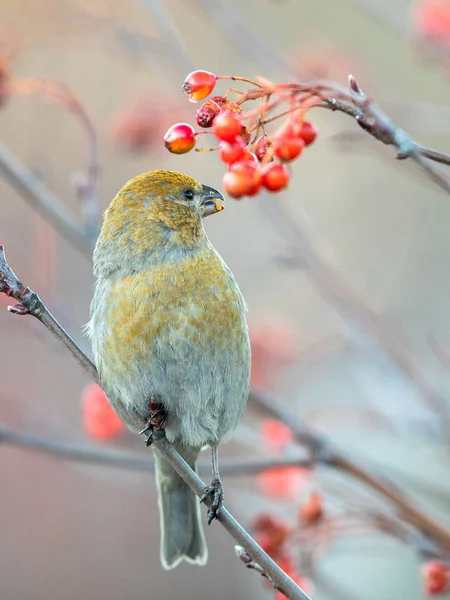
left=94, top=170, right=225, bottom=276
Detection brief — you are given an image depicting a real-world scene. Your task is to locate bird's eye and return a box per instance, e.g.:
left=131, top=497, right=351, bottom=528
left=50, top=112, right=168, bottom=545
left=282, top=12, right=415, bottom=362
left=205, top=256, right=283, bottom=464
left=183, top=188, right=194, bottom=201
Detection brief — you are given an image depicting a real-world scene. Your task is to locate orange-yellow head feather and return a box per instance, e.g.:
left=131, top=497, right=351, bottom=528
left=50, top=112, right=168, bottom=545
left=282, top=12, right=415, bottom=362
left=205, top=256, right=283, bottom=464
left=93, top=170, right=224, bottom=277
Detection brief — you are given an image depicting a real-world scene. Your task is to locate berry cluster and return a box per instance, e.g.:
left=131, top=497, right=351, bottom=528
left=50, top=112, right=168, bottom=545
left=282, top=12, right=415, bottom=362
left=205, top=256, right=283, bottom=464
left=163, top=70, right=318, bottom=199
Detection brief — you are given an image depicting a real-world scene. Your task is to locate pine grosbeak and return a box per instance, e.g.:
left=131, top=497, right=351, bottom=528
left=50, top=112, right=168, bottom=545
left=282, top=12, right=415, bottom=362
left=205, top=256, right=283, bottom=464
left=87, top=170, right=250, bottom=569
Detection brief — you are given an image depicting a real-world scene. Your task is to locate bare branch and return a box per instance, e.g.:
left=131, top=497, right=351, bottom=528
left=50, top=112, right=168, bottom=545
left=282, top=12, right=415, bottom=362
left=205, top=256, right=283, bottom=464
left=140, top=0, right=195, bottom=74
left=409, top=153, right=450, bottom=195
left=248, top=387, right=450, bottom=554
left=0, top=424, right=311, bottom=475
left=0, top=142, right=93, bottom=257
left=416, top=146, right=450, bottom=166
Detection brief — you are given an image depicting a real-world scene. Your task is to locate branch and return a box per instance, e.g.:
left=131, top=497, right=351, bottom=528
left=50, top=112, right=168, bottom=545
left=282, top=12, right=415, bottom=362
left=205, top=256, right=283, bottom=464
left=0, top=245, right=309, bottom=600
left=0, top=424, right=311, bottom=475
left=248, top=387, right=450, bottom=555
left=140, top=0, right=195, bottom=74
left=0, top=141, right=93, bottom=257
left=7, top=77, right=101, bottom=239
left=315, top=76, right=450, bottom=195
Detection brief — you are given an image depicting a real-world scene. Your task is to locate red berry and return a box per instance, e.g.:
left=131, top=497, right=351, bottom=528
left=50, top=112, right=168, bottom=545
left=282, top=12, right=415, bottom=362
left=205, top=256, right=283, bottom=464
left=163, top=123, right=196, bottom=154
left=254, top=135, right=274, bottom=163
left=223, top=171, right=248, bottom=199
left=230, top=149, right=258, bottom=166
left=81, top=383, right=125, bottom=441
left=261, top=162, right=290, bottom=192
left=223, top=160, right=262, bottom=198
left=219, top=101, right=243, bottom=117
left=246, top=176, right=262, bottom=196
left=210, top=95, right=228, bottom=106
left=219, top=138, right=246, bottom=164
left=230, top=160, right=262, bottom=194
left=240, top=125, right=251, bottom=145
left=213, top=112, right=242, bottom=142
left=299, top=121, right=318, bottom=146
left=182, top=70, right=216, bottom=102
left=196, top=100, right=220, bottom=128
left=274, top=135, right=304, bottom=162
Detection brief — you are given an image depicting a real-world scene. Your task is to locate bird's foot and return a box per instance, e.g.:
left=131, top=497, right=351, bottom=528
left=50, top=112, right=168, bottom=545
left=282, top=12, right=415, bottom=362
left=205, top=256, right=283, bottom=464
left=139, top=400, right=168, bottom=447
left=200, top=477, right=224, bottom=525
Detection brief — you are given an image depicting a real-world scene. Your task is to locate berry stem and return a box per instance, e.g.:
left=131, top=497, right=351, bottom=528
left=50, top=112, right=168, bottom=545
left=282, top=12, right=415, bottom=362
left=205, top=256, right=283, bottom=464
left=195, top=145, right=220, bottom=152
left=216, top=75, right=262, bottom=88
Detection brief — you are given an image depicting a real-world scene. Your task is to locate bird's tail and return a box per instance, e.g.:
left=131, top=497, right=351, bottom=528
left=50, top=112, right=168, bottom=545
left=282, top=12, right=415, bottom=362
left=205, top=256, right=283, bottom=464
left=153, top=443, right=207, bottom=570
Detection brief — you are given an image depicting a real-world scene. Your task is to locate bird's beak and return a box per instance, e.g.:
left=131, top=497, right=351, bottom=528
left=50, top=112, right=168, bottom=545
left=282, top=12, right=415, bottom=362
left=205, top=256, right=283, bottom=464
left=200, top=185, right=225, bottom=217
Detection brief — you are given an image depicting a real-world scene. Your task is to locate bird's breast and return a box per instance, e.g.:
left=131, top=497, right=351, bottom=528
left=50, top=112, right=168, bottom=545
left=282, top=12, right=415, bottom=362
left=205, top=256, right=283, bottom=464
left=98, top=249, right=248, bottom=371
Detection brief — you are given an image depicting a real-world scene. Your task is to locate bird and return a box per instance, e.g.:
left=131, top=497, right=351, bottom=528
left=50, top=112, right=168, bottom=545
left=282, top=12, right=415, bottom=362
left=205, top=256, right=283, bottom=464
left=86, top=170, right=251, bottom=570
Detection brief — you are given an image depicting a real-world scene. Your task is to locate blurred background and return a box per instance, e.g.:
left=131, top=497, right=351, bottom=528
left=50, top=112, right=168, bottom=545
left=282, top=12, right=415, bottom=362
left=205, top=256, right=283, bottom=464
left=1, top=0, right=450, bottom=598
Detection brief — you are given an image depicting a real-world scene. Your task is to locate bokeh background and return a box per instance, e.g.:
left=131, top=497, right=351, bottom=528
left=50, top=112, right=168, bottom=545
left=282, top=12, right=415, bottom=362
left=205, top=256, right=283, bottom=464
left=1, top=0, right=450, bottom=599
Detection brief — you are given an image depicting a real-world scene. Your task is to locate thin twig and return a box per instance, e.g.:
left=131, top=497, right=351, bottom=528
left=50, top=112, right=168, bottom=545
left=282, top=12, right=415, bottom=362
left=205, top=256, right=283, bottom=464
left=0, top=425, right=311, bottom=475
left=409, top=152, right=450, bottom=195
left=0, top=244, right=309, bottom=600
left=416, top=146, right=450, bottom=166
left=8, top=77, right=101, bottom=239
left=248, top=387, right=450, bottom=555
left=0, top=141, right=93, bottom=257
left=140, top=0, right=195, bottom=73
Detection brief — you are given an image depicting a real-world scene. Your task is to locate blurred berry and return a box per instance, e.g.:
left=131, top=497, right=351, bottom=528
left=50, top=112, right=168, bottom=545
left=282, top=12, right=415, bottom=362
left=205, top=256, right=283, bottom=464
left=214, top=112, right=243, bottom=142
left=421, top=561, right=450, bottom=596
left=274, top=135, right=305, bottom=162
left=255, top=135, right=274, bottom=163
left=111, top=96, right=186, bottom=153
left=252, top=514, right=290, bottom=558
left=260, top=418, right=293, bottom=452
left=257, top=466, right=308, bottom=499
left=299, top=121, right=318, bottom=146
left=223, top=160, right=262, bottom=198
left=250, top=317, right=299, bottom=389
left=219, top=138, right=246, bottom=164
left=411, top=0, right=450, bottom=48
left=299, top=491, right=323, bottom=526
left=262, top=162, right=290, bottom=192
left=81, top=383, right=125, bottom=441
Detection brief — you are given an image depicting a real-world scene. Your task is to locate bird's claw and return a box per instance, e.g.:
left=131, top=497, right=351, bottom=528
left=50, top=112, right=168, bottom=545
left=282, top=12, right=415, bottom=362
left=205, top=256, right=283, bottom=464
left=200, top=477, right=224, bottom=525
left=139, top=402, right=168, bottom=447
